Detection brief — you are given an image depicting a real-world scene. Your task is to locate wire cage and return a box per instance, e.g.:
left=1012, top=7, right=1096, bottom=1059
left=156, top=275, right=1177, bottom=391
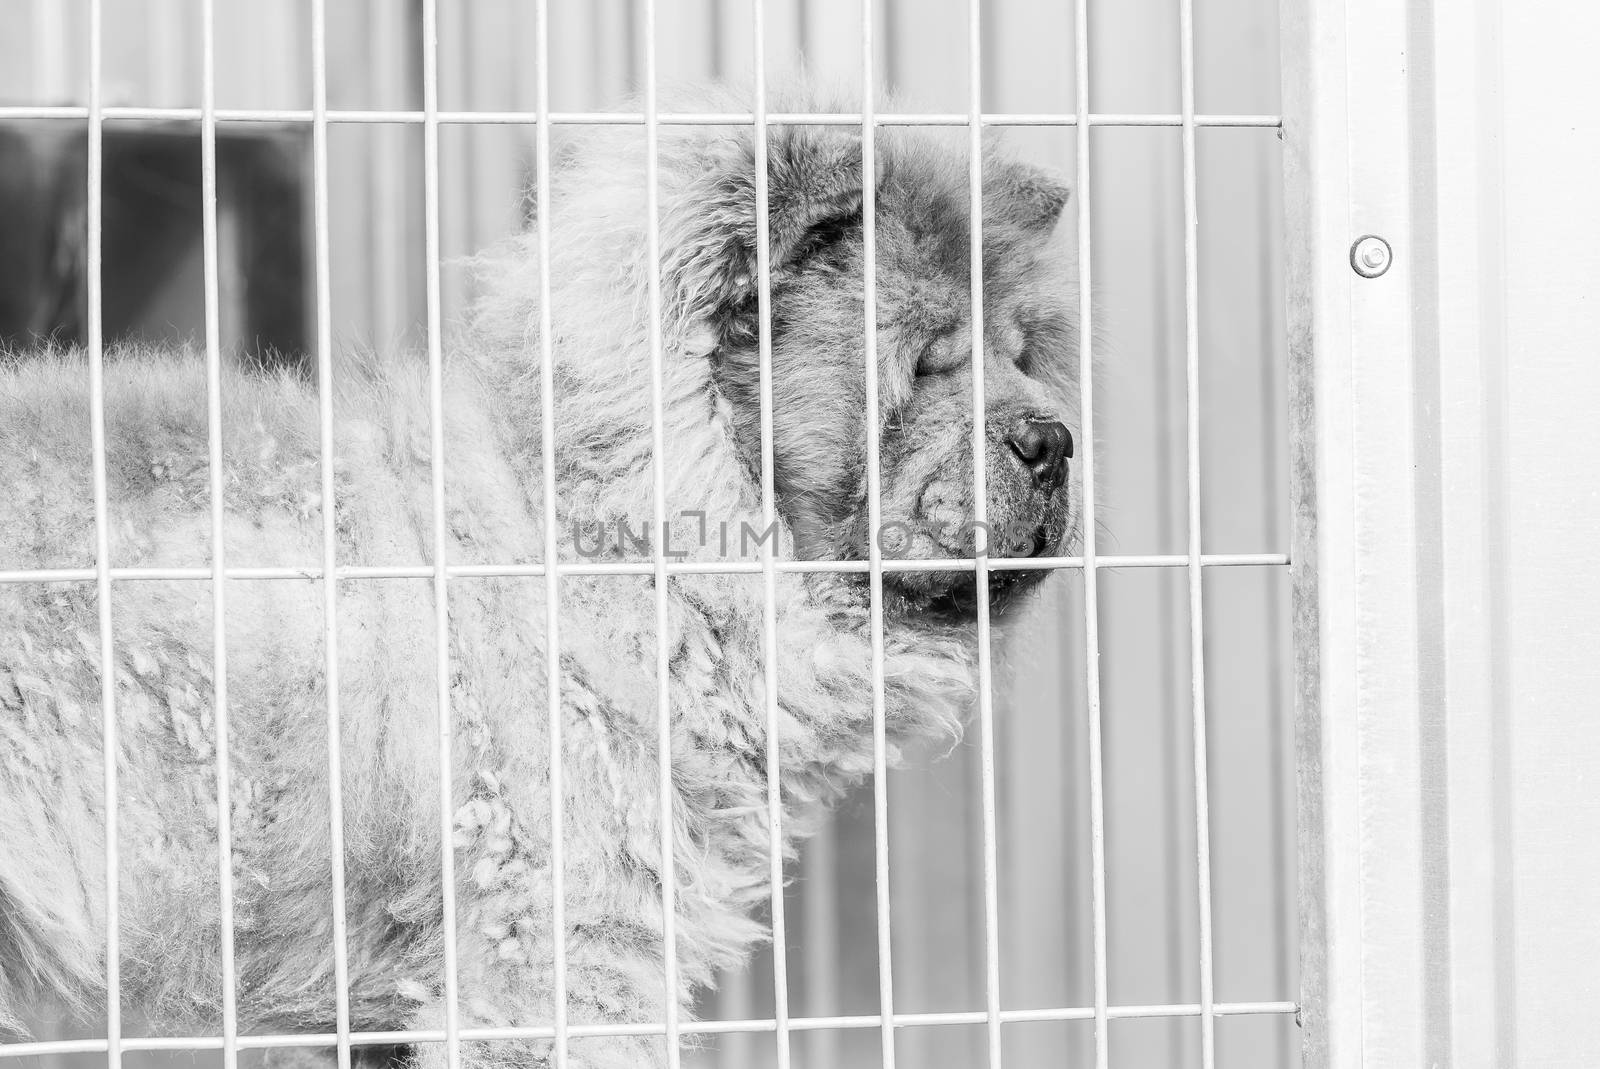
left=0, top=2, right=1294, bottom=1068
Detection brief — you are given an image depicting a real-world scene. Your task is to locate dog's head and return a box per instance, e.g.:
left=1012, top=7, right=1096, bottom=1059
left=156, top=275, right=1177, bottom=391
left=679, top=125, right=1080, bottom=618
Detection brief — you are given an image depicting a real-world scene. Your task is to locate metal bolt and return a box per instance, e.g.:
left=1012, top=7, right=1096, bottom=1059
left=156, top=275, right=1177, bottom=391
left=1350, top=235, right=1392, bottom=278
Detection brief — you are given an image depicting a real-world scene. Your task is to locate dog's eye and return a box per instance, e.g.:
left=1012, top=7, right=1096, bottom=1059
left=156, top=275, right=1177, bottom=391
left=917, top=334, right=962, bottom=377
left=793, top=206, right=863, bottom=263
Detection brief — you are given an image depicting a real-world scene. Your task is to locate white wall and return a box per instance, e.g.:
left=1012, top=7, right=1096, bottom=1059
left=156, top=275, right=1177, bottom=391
left=1288, top=0, right=1600, bottom=1066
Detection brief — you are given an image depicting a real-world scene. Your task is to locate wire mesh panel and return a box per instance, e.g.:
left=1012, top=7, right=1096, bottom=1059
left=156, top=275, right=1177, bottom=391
left=0, top=2, right=1296, bottom=1069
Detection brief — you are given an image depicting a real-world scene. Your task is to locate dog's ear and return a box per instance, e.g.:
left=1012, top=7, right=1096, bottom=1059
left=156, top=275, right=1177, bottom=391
left=762, top=128, right=865, bottom=270
left=661, top=127, right=864, bottom=345
left=983, top=157, right=1071, bottom=235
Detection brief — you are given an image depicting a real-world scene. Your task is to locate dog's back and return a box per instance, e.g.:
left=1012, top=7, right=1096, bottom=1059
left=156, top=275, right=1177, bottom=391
left=0, top=352, right=460, bottom=1035
left=1, top=353, right=313, bottom=1030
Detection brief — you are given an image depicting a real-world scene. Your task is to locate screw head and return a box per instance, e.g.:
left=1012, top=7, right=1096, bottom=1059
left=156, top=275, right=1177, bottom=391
left=1350, top=235, right=1393, bottom=278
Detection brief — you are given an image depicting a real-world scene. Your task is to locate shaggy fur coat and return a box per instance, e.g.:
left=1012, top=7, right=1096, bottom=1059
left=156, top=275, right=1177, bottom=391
left=0, top=89, right=1078, bottom=1068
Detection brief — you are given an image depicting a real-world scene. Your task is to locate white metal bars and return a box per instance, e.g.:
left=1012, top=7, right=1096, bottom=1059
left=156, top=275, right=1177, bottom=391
left=309, top=4, right=358, bottom=1068
left=859, top=6, right=898, bottom=1069
left=749, top=4, right=796, bottom=1068
left=640, top=4, right=684, bottom=1066
left=84, top=5, right=120, bottom=1069
left=530, top=0, right=570, bottom=1065
left=0, top=554, right=1289, bottom=586
left=198, top=4, right=240, bottom=1069
left=0, top=1000, right=1303, bottom=1057
left=1074, top=0, right=1113, bottom=1066
left=420, top=4, right=467, bottom=1069
left=0, top=105, right=1283, bottom=126
left=1177, top=0, right=1219, bottom=1065
left=0, top=4, right=1304, bottom=1067
left=965, top=2, right=1005, bottom=1067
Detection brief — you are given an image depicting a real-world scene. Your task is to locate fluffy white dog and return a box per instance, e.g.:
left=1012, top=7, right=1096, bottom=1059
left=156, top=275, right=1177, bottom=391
left=0, top=89, right=1079, bottom=1068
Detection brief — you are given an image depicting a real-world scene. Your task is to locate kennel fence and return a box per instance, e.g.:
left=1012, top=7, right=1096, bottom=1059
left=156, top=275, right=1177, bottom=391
left=0, top=2, right=1295, bottom=1068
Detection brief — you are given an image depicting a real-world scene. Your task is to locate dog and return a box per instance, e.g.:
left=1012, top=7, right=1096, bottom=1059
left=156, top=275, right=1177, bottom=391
left=0, top=87, right=1080, bottom=1068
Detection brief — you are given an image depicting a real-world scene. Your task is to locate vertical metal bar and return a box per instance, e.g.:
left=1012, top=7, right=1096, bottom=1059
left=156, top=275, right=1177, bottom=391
left=638, top=3, right=682, bottom=1066
left=308, top=4, right=356, bottom=1067
left=199, top=4, right=239, bottom=1069
left=418, top=5, right=464, bottom=1069
left=750, top=3, right=794, bottom=1067
left=85, top=5, right=121, bottom=1068
left=1072, top=0, right=1111, bottom=1064
left=1176, top=0, right=1217, bottom=1065
left=965, top=0, right=1003, bottom=1066
left=530, top=0, right=569, bottom=1064
left=859, top=6, right=896, bottom=1068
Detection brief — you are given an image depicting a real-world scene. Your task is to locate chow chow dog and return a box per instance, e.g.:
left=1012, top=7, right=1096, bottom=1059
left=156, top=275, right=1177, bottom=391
left=0, top=89, right=1080, bottom=1068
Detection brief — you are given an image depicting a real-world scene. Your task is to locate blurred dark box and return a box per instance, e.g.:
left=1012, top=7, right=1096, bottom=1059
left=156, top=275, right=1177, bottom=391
left=0, top=120, right=311, bottom=370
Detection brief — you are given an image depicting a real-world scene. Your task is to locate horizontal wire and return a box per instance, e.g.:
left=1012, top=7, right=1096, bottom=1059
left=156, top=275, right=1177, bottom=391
left=0, top=553, right=1289, bottom=585
left=0, top=105, right=1281, bottom=128
left=0, top=1001, right=1298, bottom=1056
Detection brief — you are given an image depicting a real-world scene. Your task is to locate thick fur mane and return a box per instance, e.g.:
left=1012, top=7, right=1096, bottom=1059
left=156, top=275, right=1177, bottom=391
left=460, top=79, right=980, bottom=824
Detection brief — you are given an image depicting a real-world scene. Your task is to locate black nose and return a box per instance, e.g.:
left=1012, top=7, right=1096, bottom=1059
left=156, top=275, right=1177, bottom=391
left=1006, top=419, right=1073, bottom=492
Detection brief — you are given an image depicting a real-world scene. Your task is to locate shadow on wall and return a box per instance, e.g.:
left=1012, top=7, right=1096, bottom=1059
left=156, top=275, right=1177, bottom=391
left=0, top=122, right=311, bottom=369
